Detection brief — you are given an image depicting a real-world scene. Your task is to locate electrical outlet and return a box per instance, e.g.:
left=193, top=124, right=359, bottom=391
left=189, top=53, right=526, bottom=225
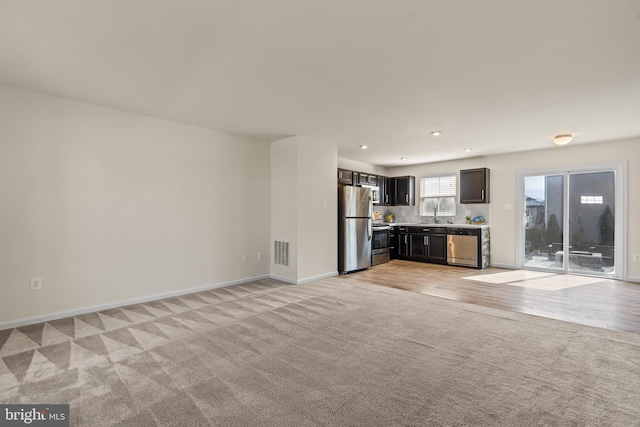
left=30, top=277, right=43, bottom=291
left=242, top=254, right=249, bottom=263
left=323, top=201, right=328, bottom=210
left=258, top=252, right=263, bottom=260
left=633, top=254, right=640, bottom=262
left=465, top=210, right=471, bottom=217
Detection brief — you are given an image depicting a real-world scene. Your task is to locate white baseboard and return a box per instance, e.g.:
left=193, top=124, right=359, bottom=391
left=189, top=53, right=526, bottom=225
left=489, top=263, right=518, bottom=270
left=270, top=271, right=338, bottom=285
left=295, top=271, right=339, bottom=285
left=625, top=276, right=640, bottom=283
left=0, top=275, right=270, bottom=330
left=269, top=274, right=297, bottom=285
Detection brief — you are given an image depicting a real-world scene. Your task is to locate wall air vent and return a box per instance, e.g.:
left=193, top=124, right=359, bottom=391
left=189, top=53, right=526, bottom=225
left=274, top=241, right=290, bottom=266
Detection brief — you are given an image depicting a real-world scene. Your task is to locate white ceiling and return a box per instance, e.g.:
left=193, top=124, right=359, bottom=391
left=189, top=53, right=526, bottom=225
left=2, top=0, right=640, bottom=167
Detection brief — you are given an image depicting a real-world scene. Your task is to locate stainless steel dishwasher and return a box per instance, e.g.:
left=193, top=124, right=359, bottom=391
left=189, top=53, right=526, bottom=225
left=447, top=228, right=479, bottom=268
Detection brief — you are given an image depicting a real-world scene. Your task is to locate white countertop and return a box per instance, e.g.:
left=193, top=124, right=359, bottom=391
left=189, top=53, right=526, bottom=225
left=376, top=222, right=489, bottom=229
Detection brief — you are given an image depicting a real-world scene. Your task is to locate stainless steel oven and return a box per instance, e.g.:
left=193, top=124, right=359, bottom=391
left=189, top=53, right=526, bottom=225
left=372, top=225, right=391, bottom=265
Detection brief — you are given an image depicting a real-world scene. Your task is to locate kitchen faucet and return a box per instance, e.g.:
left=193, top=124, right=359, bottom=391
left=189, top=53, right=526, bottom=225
left=433, top=206, right=439, bottom=223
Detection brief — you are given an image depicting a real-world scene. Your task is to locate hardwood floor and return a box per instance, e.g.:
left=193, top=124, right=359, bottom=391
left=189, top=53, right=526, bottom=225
left=338, top=260, right=640, bottom=334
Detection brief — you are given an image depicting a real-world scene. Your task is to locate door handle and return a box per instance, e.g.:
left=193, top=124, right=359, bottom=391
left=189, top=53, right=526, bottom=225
left=405, top=194, right=408, bottom=203
left=424, top=236, right=427, bottom=246
left=481, top=190, right=485, bottom=200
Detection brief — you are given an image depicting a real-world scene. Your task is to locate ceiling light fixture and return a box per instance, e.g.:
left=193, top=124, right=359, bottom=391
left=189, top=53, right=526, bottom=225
left=553, top=134, right=573, bottom=145
left=400, top=157, right=407, bottom=161
left=360, top=145, right=368, bottom=149
left=464, top=148, right=472, bottom=152
left=431, top=131, right=441, bottom=136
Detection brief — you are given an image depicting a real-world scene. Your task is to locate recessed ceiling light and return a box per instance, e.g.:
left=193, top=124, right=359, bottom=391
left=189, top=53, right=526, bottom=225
left=360, top=145, right=368, bottom=149
left=464, top=148, right=472, bottom=152
left=431, top=131, right=441, bottom=136
left=553, top=134, right=573, bottom=145
left=400, top=157, right=407, bottom=161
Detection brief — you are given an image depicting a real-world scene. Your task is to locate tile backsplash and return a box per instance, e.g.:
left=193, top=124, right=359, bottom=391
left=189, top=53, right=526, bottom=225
left=376, top=204, right=490, bottom=225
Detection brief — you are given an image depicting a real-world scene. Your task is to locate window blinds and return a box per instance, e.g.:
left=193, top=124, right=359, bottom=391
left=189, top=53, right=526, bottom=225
left=420, top=175, right=456, bottom=197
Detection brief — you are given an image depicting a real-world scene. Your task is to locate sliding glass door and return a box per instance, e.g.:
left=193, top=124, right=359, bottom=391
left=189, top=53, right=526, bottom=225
left=523, top=174, right=565, bottom=271
left=519, top=164, right=624, bottom=278
left=568, top=171, right=616, bottom=274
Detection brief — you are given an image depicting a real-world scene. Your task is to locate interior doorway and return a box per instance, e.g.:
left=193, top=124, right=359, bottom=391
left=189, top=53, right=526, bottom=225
left=517, top=163, right=626, bottom=278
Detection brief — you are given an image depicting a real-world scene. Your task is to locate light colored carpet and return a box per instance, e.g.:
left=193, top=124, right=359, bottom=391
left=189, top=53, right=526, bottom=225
left=1, top=277, right=640, bottom=426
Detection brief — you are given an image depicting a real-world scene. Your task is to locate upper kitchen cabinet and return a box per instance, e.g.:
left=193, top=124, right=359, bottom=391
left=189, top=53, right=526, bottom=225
left=377, top=176, right=386, bottom=205
left=356, top=172, right=377, bottom=186
left=336, top=170, right=413, bottom=206
left=460, top=168, right=490, bottom=204
left=391, top=176, right=415, bottom=206
left=338, top=169, right=354, bottom=185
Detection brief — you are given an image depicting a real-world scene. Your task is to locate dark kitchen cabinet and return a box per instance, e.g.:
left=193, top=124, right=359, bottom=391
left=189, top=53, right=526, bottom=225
left=397, top=227, right=409, bottom=259
left=389, top=176, right=415, bottom=206
left=356, top=172, right=368, bottom=186
left=426, top=233, right=447, bottom=264
left=355, top=172, right=377, bottom=186
left=409, top=232, right=428, bottom=262
left=407, top=227, right=448, bottom=264
left=338, top=169, right=354, bottom=185
left=336, top=170, right=415, bottom=207
left=460, top=168, right=490, bottom=204
left=382, top=177, right=393, bottom=205
left=389, top=226, right=398, bottom=258
left=377, top=176, right=387, bottom=205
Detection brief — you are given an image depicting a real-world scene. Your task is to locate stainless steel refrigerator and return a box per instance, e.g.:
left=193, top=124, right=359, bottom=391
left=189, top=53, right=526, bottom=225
left=338, top=185, right=372, bottom=273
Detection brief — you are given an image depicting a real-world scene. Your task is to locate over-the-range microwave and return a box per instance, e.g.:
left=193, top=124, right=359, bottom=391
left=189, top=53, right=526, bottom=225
left=361, top=184, right=380, bottom=204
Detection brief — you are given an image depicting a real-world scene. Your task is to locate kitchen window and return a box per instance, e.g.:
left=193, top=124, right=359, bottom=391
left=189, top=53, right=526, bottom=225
left=420, top=175, right=456, bottom=216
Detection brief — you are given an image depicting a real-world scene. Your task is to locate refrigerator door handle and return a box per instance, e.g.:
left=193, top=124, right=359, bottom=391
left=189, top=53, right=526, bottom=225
left=368, top=196, right=373, bottom=240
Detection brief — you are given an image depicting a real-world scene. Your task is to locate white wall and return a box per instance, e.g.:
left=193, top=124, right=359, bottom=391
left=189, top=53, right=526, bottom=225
left=338, top=158, right=388, bottom=176
left=297, top=138, right=338, bottom=281
left=0, top=85, right=271, bottom=325
left=270, top=137, right=299, bottom=282
left=271, top=136, right=338, bottom=284
left=386, top=139, right=640, bottom=280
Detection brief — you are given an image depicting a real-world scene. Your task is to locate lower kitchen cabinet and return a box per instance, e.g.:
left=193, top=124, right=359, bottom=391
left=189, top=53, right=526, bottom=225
left=408, top=233, right=428, bottom=262
left=389, top=226, right=398, bottom=258
left=396, top=227, right=409, bottom=259
left=426, top=233, right=447, bottom=264
left=409, top=227, right=448, bottom=264
left=393, top=226, right=447, bottom=265
left=389, top=225, right=488, bottom=268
